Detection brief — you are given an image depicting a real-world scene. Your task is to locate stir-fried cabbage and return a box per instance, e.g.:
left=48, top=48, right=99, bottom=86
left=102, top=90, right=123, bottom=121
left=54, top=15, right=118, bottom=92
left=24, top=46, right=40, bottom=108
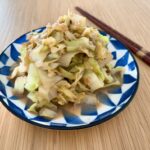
left=10, top=12, right=123, bottom=119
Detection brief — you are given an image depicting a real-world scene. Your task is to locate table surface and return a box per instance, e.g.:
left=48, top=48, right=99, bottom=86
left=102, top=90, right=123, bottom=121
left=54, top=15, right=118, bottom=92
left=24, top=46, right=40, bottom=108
left=0, top=0, right=150, bottom=149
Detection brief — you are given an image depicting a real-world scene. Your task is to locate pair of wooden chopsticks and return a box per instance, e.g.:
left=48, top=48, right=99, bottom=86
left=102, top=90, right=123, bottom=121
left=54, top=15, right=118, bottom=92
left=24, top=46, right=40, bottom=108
left=75, top=7, right=150, bottom=66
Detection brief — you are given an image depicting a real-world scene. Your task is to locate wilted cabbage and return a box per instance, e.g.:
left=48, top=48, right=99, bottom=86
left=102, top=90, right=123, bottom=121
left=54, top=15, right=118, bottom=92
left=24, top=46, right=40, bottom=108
left=10, top=12, right=123, bottom=119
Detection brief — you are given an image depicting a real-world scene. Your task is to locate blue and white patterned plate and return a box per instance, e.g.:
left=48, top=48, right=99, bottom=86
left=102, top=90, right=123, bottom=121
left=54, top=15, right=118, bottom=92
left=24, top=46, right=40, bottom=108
left=0, top=27, right=139, bottom=130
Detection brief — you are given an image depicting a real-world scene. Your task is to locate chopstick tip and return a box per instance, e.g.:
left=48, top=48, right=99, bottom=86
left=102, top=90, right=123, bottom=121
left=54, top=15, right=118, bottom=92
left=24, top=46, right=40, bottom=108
left=75, top=6, right=81, bottom=11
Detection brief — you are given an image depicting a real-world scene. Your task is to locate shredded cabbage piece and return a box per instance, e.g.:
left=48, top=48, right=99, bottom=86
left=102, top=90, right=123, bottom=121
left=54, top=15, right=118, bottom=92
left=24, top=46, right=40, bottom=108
left=10, top=12, right=123, bottom=118
left=39, top=108, right=57, bottom=118
left=27, top=92, right=38, bottom=103
left=58, top=51, right=79, bottom=67
left=25, top=63, right=40, bottom=92
left=66, top=37, right=95, bottom=51
left=83, top=70, right=104, bottom=92
left=14, top=76, right=26, bottom=94
left=58, top=67, right=75, bottom=80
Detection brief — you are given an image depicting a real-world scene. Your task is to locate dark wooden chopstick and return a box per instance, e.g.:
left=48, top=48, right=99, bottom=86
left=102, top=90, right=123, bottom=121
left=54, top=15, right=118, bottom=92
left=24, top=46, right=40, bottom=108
left=75, top=7, right=150, bottom=66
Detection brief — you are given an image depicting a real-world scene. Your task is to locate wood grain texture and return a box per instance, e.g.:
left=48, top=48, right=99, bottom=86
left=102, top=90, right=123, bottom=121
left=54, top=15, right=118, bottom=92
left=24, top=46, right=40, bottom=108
left=0, top=0, right=150, bottom=149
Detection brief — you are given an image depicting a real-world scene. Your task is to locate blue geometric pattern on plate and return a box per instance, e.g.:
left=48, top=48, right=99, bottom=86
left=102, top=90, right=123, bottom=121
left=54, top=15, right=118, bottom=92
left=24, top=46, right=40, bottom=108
left=81, top=104, right=98, bottom=116
left=0, top=27, right=139, bottom=130
left=0, top=53, right=9, bottom=65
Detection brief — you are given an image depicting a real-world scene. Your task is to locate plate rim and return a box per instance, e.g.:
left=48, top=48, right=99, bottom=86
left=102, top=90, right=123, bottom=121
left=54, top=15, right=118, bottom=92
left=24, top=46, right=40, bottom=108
left=0, top=27, right=140, bottom=130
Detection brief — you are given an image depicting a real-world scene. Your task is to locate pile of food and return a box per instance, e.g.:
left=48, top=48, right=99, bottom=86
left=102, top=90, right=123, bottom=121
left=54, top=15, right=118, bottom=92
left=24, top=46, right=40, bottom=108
left=10, top=12, right=123, bottom=118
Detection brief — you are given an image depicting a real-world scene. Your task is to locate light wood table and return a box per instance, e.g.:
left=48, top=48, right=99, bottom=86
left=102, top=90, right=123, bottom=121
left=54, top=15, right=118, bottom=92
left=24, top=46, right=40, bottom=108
left=0, top=0, right=150, bottom=149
